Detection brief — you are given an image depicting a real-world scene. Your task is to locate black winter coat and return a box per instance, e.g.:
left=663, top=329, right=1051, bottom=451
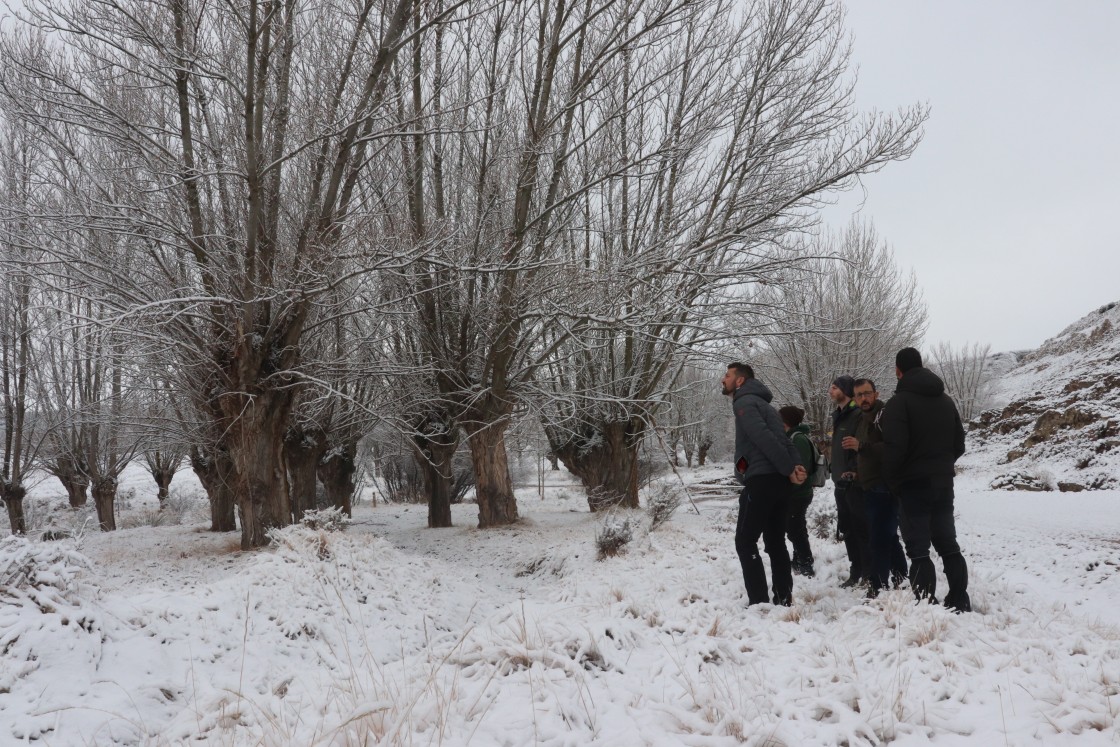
left=881, top=367, right=966, bottom=490
left=731, top=379, right=802, bottom=485
left=830, top=401, right=860, bottom=482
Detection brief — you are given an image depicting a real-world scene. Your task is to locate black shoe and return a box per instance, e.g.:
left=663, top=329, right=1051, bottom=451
left=840, top=575, right=864, bottom=589
left=944, top=591, right=972, bottom=613
left=864, top=585, right=881, bottom=600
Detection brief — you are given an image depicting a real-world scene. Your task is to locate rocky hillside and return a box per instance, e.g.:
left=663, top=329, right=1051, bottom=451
left=961, top=301, right=1120, bottom=492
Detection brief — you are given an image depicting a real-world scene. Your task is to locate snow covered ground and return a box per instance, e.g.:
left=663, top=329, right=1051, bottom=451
left=2, top=464, right=1119, bottom=746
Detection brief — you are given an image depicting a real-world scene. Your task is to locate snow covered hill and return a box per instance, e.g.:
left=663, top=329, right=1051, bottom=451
left=962, top=300, right=1120, bottom=492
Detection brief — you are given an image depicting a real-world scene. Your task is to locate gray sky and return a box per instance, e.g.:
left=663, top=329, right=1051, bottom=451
left=826, top=0, right=1120, bottom=353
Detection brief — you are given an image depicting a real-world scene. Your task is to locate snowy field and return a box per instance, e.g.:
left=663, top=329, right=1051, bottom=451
left=2, top=463, right=1119, bottom=746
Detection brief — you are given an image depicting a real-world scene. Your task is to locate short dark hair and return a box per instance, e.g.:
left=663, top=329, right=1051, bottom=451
left=777, top=405, right=804, bottom=428
left=727, top=362, right=754, bottom=380
left=853, top=378, right=876, bottom=391
left=895, top=347, right=923, bottom=373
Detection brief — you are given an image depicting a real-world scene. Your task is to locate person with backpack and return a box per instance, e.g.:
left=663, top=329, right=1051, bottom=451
left=778, top=405, right=817, bottom=578
left=841, top=378, right=907, bottom=597
left=721, top=362, right=807, bottom=606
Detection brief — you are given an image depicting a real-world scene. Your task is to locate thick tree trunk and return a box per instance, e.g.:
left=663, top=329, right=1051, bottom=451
left=91, top=476, right=117, bottom=532
left=464, top=422, right=518, bottom=527
left=285, top=428, right=326, bottom=522
left=414, top=436, right=458, bottom=529
left=546, top=451, right=559, bottom=471
left=154, top=469, right=174, bottom=505
left=697, top=443, right=710, bottom=467
left=191, top=446, right=237, bottom=532
left=2, top=482, right=27, bottom=535
left=317, top=441, right=357, bottom=517
left=225, top=395, right=293, bottom=549
left=54, top=458, right=89, bottom=508
left=554, top=420, right=642, bottom=512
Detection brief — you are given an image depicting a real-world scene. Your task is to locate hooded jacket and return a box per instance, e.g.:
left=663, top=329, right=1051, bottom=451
left=786, top=423, right=815, bottom=500
left=731, top=379, right=802, bottom=485
left=881, top=367, right=966, bottom=490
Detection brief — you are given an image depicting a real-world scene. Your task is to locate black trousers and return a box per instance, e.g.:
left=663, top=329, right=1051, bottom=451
left=835, top=483, right=871, bottom=582
left=864, top=485, right=908, bottom=591
left=787, top=492, right=814, bottom=568
left=897, top=482, right=970, bottom=611
left=735, top=474, right=793, bottom=606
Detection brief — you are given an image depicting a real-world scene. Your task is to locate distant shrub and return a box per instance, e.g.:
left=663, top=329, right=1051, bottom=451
left=595, top=515, right=634, bottom=560
left=645, top=484, right=684, bottom=531
left=300, top=507, right=350, bottom=532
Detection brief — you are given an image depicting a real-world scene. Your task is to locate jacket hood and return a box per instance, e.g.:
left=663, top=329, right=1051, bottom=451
left=733, top=378, right=773, bottom=404
left=896, top=367, right=946, bottom=398
left=791, top=423, right=812, bottom=435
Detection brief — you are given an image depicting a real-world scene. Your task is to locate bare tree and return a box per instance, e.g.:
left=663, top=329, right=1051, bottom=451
left=930, top=341, right=993, bottom=422
left=0, top=0, right=462, bottom=547
left=759, top=220, right=928, bottom=442
left=539, top=1, right=926, bottom=508
left=0, top=112, right=43, bottom=534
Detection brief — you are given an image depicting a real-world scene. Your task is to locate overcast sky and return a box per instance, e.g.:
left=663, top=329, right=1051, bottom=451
left=826, top=0, right=1120, bottom=353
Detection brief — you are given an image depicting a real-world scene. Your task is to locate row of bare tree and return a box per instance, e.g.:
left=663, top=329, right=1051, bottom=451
left=1, top=0, right=929, bottom=547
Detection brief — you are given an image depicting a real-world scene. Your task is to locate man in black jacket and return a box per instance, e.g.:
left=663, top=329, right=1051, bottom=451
left=881, top=348, right=971, bottom=612
left=722, top=362, right=807, bottom=606
left=829, top=375, right=870, bottom=588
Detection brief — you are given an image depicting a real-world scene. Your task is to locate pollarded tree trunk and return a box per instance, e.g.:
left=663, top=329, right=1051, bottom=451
left=414, top=436, right=458, bottom=529
left=191, top=445, right=237, bottom=532
left=91, top=476, right=117, bottom=531
left=285, top=427, right=326, bottom=522
left=463, top=422, right=518, bottom=528
left=547, top=451, right=559, bottom=471
left=153, top=469, right=175, bottom=505
left=697, top=442, right=711, bottom=467
left=317, top=441, right=357, bottom=517
left=223, top=392, right=294, bottom=550
left=554, top=420, right=643, bottom=512
left=2, top=482, right=27, bottom=535
left=53, top=457, right=89, bottom=508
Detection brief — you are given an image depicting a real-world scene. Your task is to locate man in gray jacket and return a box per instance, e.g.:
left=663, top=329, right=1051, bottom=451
left=722, top=362, right=807, bottom=606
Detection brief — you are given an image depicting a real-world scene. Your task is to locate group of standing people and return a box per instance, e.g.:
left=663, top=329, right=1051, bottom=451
left=721, top=348, right=972, bottom=612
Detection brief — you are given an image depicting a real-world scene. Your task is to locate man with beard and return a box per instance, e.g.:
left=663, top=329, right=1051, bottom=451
left=829, top=375, right=870, bottom=588
left=842, top=378, right=908, bottom=597
left=722, top=362, right=807, bottom=606
left=881, top=348, right=971, bottom=612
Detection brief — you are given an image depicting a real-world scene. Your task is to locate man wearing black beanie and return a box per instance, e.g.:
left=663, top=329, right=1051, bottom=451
left=881, top=347, right=971, bottom=612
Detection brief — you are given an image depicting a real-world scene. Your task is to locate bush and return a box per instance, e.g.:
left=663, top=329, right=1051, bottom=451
left=807, top=499, right=838, bottom=541
left=595, top=515, right=634, bottom=560
left=645, top=483, right=684, bottom=531
left=300, top=507, right=350, bottom=531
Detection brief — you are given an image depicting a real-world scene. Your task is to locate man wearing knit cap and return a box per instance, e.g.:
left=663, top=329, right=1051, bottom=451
left=881, top=347, right=971, bottom=612
left=829, top=374, right=871, bottom=588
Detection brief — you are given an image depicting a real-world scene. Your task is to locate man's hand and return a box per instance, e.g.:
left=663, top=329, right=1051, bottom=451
left=841, top=435, right=860, bottom=451
left=790, top=465, right=807, bottom=485
left=840, top=471, right=857, bottom=481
